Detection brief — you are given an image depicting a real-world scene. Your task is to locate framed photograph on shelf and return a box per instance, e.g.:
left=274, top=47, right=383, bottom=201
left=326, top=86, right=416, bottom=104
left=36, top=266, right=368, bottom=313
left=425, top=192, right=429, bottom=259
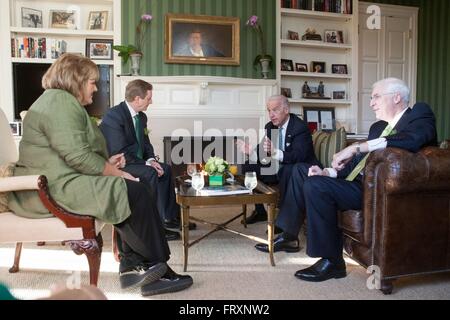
left=303, top=107, right=336, bottom=132
left=311, top=61, right=326, bottom=73
left=280, top=87, right=292, bottom=98
left=88, top=11, right=108, bottom=30
left=324, top=30, right=344, bottom=44
left=288, top=30, right=299, bottom=40
left=295, top=63, right=308, bottom=72
left=50, top=10, right=77, bottom=29
left=331, top=64, right=348, bottom=74
left=281, top=59, right=294, bottom=71
left=21, top=7, right=43, bottom=28
left=165, top=13, right=239, bottom=66
left=333, top=91, right=346, bottom=99
left=9, top=122, right=21, bottom=136
left=85, top=39, right=113, bottom=60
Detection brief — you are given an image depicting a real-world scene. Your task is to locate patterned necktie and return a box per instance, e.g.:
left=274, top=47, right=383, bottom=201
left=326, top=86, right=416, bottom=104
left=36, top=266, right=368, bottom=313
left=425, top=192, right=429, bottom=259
left=279, top=127, right=284, bottom=151
left=345, top=124, right=393, bottom=181
left=133, top=114, right=143, bottom=159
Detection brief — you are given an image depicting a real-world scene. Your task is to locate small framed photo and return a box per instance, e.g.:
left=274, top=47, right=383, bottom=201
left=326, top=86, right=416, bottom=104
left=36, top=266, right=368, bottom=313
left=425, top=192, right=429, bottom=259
left=86, top=39, right=113, bottom=60
left=21, top=7, right=43, bottom=28
left=331, top=64, right=348, bottom=74
left=281, top=59, right=294, bottom=71
left=9, top=122, right=21, bottom=136
left=281, top=87, right=292, bottom=98
left=303, top=107, right=336, bottom=132
left=324, top=30, right=344, bottom=44
left=311, top=61, right=326, bottom=73
left=50, top=10, right=77, bottom=29
left=295, top=63, right=308, bottom=72
left=88, top=11, right=108, bottom=30
left=333, top=91, right=346, bottom=99
left=288, top=30, right=299, bottom=40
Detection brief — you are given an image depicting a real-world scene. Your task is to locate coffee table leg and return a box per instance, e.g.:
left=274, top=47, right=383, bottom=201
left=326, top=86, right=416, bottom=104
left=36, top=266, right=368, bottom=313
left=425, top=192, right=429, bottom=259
left=181, top=205, right=190, bottom=271
left=267, top=203, right=276, bottom=266
left=242, top=204, right=247, bottom=228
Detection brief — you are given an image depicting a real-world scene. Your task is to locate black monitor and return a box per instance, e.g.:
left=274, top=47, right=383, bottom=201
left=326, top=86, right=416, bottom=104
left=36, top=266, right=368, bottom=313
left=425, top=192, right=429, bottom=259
left=12, top=62, right=111, bottom=120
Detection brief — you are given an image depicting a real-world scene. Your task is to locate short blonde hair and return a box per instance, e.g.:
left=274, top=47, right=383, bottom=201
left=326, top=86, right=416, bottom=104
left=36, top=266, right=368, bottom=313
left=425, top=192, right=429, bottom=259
left=125, top=79, right=153, bottom=102
left=42, top=53, right=99, bottom=103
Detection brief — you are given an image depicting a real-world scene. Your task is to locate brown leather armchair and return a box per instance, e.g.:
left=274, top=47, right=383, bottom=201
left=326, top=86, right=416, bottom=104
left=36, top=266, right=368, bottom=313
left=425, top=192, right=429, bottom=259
left=339, top=145, right=450, bottom=294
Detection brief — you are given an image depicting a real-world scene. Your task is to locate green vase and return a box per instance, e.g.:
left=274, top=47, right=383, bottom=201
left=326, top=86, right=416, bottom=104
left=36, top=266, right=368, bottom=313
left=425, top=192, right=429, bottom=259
left=209, top=175, right=224, bottom=186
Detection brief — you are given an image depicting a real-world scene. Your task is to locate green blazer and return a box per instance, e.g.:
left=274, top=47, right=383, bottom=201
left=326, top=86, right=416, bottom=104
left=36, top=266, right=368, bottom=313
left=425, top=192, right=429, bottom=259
left=8, top=89, right=131, bottom=224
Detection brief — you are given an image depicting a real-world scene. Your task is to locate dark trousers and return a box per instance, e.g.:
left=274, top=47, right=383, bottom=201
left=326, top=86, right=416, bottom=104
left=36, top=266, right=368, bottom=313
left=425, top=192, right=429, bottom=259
left=114, top=179, right=170, bottom=272
left=276, top=163, right=363, bottom=259
left=123, top=162, right=180, bottom=221
left=241, top=163, right=294, bottom=212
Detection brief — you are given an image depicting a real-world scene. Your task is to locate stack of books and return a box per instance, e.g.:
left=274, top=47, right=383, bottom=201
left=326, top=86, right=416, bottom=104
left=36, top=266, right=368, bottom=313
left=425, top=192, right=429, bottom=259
left=199, top=185, right=251, bottom=196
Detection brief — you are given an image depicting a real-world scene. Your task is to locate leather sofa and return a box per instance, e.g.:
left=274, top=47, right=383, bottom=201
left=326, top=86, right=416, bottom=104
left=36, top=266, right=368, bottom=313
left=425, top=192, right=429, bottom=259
left=339, top=145, right=450, bottom=294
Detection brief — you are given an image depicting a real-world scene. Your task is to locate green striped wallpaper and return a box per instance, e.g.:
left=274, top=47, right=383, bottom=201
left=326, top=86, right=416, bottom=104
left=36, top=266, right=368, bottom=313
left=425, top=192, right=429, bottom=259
left=371, top=0, right=450, bottom=141
left=120, top=0, right=276, bottom=79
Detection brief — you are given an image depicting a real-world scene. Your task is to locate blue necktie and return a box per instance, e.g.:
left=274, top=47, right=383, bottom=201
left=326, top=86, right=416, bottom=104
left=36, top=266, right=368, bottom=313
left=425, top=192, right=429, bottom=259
left=279, top=127, right=284, bottom=151
left=133, top=115, right=143, bottom=159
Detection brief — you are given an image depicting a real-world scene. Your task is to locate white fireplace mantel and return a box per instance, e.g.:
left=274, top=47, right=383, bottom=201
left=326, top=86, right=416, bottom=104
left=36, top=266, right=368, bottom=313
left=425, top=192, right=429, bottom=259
left=115, top=76, right=278, bottom=160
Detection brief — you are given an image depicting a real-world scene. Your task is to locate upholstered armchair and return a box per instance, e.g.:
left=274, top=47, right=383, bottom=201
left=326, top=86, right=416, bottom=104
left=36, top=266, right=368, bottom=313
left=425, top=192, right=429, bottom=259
left=0, top=109, right=104, bottom=286
left=339, top=145, right=450, bottom=294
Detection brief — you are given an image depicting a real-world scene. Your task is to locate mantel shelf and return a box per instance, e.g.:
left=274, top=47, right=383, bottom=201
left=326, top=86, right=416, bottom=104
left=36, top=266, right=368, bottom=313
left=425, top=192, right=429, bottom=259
left=288, top=99, right=351, bottom=105
left=281, top=39, right=352, bottom=50
left=10, top=27, right=114, bottom=38
left=281, top=8, right=353, bottom=21
left=280, top=71, right=351, bottom=80
left=11, top=58, right=114, bottom=65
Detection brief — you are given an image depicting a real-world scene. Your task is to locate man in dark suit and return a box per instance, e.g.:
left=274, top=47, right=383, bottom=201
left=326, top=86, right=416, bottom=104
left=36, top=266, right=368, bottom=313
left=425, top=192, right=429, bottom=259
left=174, top=30, right=225, bottom=57
left=100, top=79, right=195, bottom=241
left=255, top=78, right=437, bottom=282
left=237, top=95, right=320, bottom=228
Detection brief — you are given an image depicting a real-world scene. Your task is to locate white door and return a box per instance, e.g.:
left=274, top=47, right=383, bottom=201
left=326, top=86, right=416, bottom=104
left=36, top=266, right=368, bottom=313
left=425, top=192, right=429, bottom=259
left=358, top=2, right=418, bottom=133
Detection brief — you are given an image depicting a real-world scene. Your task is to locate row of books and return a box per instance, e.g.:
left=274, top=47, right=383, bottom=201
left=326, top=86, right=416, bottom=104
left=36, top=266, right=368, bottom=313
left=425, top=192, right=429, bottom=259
left=11, top=37, right=67, bottom=59
left=281, top=0, right=353, bottom=14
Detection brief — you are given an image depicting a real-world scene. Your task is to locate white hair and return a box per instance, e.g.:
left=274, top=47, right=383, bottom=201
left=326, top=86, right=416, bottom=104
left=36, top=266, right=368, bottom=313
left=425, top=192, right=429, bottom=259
left=267, top=95, right=290, bottom=109
left=373, top=77, right=410, bottom=105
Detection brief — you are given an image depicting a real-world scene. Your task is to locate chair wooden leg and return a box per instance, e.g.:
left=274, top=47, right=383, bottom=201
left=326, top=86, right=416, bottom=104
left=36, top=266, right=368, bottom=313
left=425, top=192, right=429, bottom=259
left=67, top=234, right=103, bottom=286
left=9, top=242, right=23, bottom=273
left=112, top=228, right=121, bottom=262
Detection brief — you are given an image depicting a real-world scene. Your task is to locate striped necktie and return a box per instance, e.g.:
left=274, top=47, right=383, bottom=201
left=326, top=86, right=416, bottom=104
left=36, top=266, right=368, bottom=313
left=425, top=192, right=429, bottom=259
left=279, top=127, right=284, bottom=151
left=133, top=114, right=143, bottom=159
left=345, top=124, right=393, bottom=181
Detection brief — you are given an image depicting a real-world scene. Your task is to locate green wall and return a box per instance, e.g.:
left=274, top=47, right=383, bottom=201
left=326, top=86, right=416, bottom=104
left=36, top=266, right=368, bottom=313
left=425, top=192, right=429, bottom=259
left=120, top=0, right=276, bottom=79
left=371, top=0, right=450, bottom=141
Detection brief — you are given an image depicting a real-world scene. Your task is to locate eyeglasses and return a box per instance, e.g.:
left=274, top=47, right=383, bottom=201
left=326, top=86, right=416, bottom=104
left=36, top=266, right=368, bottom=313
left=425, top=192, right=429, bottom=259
left=370, top=92, right=396, bottom=101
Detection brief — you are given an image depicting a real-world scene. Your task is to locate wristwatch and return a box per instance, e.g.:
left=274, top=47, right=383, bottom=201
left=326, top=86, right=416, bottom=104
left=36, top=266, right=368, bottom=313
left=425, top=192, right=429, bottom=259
left=355, top=143, right=361, bottom=156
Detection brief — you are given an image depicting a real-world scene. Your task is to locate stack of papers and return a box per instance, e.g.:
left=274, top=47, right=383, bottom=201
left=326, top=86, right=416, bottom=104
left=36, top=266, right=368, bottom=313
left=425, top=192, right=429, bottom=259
left=199, top=185, right=251, bottom=196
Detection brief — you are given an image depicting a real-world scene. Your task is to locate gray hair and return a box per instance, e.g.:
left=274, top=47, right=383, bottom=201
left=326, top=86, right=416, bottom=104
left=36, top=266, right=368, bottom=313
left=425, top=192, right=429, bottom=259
left=267, top=95, right=290, bottom=109
left=373, top=77, right=410, bottom=105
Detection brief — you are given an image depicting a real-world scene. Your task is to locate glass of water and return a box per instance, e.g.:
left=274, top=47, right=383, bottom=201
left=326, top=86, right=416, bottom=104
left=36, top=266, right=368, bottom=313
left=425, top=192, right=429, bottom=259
left=191, top=172, right=205, bottom=193
left=244, top=171, right=258, bottom=192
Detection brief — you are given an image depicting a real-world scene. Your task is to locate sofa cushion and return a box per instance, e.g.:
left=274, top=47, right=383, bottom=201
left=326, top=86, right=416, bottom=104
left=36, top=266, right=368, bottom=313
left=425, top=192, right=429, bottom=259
left=312, top=127, right=347, bottom=167
left=0, top=163, right=15, bottom=212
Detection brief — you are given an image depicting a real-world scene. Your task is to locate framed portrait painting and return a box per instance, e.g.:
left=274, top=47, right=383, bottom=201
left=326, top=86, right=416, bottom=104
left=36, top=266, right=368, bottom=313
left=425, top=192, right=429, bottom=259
left=165, top=13, right=240, bottom=66
left=88, top=11, right=108, bottom=30
left=86, top=39, right=113, bottom=60
left=21, top=7, right=43, bottom=28
left=50, top=10, right=77, bottom=29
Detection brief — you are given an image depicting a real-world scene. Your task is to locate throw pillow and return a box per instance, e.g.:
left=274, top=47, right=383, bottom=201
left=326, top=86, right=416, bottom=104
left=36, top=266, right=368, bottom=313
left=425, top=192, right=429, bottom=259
left=0, top=162, right=15, bottom=212
left=312, top=127, right=347, bottom=168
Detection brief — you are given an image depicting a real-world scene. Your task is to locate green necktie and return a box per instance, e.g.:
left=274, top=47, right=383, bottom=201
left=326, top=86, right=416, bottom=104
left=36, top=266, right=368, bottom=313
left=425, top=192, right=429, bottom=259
left=345, top=124, right=394, bottom=181
left=133, top=114, right=143, bottom=159
left=279, top=127, right=284, bottom=151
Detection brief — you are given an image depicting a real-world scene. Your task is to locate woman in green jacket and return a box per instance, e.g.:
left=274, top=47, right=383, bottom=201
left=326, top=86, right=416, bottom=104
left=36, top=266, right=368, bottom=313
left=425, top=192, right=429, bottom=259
left=8, top=54, right=192, bottom=296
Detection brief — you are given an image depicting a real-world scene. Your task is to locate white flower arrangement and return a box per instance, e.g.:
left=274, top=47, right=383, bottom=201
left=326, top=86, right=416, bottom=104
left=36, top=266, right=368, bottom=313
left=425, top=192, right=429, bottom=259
left=204, top=156, right=229, bottom=176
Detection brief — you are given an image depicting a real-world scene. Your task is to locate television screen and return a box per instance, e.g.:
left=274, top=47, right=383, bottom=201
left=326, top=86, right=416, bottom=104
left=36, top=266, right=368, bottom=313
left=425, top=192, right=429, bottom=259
left=13, top=63, right=111, bottom=120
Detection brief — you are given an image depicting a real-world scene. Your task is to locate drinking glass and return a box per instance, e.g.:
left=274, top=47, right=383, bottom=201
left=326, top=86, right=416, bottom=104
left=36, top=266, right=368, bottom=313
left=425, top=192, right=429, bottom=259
left=191, top=172, right=205, bottom=193
left=244, top=171, right=258, bottom=192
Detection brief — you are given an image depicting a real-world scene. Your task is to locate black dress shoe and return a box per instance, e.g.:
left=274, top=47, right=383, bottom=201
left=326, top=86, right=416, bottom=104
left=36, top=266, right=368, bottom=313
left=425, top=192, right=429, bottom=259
left=164, top=218, right=197, bottom=230
left=119, top=262, right=167, bottom=289
left=165, top=228, right=181, bottom=241
left=242, top=210, right=267, bottom=224
left=255, top=234, right=300, bottom=253
left=266, top=226, right=283, bottom=235
left=294, top=258, right=346, bottom=282
left=141, top=266, right=193, bottom=296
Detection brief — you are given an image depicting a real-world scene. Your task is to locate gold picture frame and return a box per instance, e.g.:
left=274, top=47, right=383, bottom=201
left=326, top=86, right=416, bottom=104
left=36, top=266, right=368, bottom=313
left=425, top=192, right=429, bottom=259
left=165, top=13, right=240, bottom=66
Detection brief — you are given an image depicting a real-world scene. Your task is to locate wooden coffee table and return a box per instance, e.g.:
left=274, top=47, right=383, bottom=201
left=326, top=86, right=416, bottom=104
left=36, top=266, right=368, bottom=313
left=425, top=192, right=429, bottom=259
left=175, top=176, right=278, bottom=271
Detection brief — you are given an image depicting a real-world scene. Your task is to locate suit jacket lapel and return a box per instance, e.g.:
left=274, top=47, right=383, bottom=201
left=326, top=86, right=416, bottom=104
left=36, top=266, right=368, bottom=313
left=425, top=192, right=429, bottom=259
left=392, top=107, right=411, bottom=133
left=120, top=102, right=139, bottom=144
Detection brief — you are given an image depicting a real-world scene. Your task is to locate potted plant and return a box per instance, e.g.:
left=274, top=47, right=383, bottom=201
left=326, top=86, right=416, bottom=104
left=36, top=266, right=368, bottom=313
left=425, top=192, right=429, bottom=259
left=204, top=156, right=229, bottom=186
left=246, top=15, right=273, bottom=79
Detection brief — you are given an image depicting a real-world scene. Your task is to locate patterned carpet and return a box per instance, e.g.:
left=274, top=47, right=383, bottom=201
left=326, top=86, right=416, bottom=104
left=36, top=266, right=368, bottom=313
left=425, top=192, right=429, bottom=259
left=1, top=205, right=450, bottom=300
